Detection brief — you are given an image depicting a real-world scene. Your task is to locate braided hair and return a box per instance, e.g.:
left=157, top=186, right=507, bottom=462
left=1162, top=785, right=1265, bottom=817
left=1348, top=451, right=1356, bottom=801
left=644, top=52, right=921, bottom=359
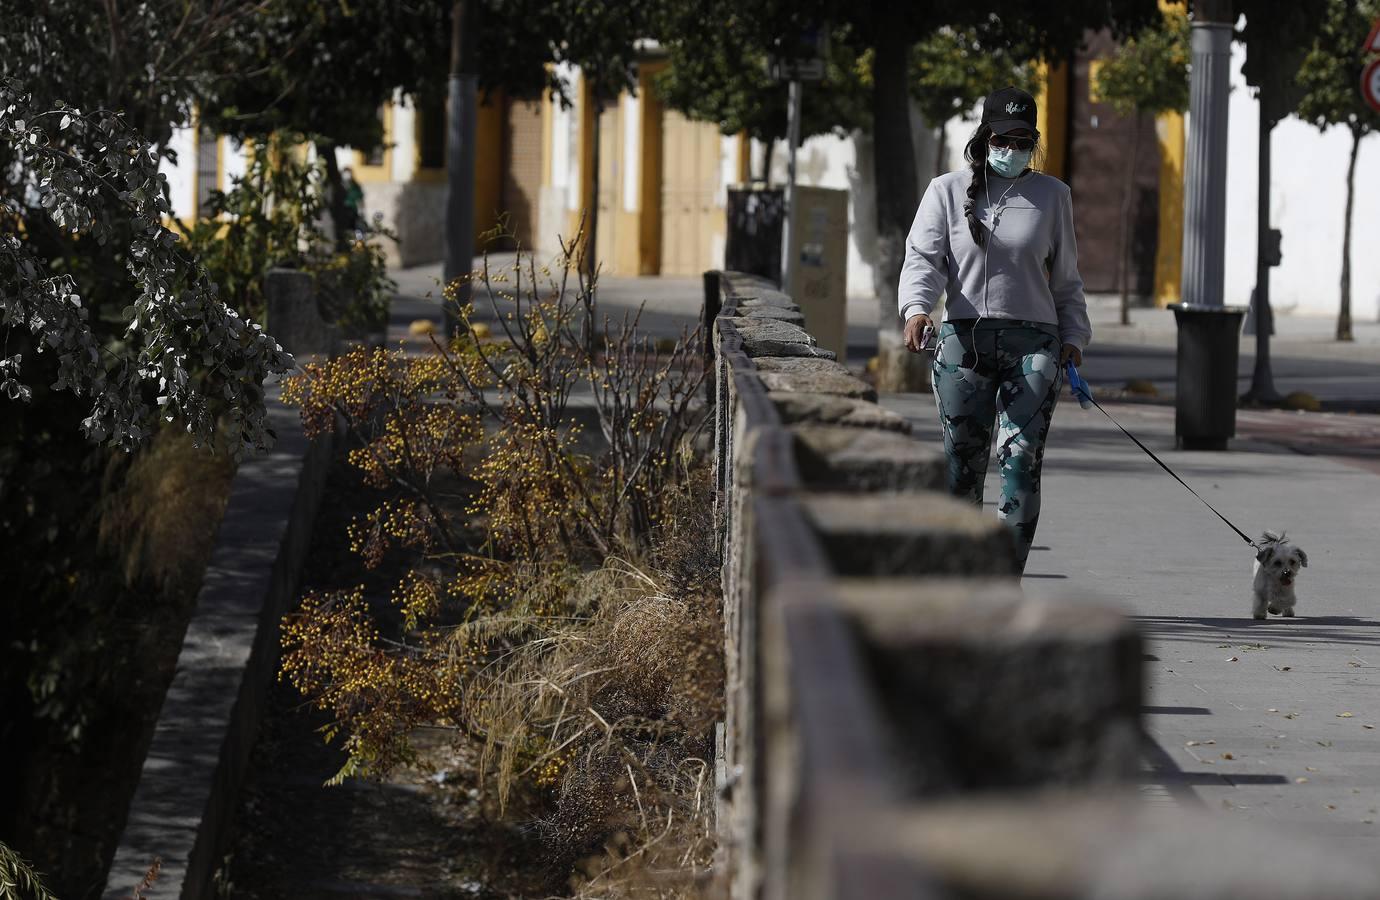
left=962, top=123, right=994, bottom=248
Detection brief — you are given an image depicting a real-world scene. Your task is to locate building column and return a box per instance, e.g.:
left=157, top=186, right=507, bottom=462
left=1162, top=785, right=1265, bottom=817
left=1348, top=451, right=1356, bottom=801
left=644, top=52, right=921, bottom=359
left=1035, top=60, right=1069, bottom=182
left=1154, top=111, right=1185, bottom=306
left=1179, top=0, right=1232, bottom=308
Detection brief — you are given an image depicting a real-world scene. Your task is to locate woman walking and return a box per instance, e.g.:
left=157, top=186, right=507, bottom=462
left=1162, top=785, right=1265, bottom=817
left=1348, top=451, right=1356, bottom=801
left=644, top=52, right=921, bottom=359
left=898, top=86, right=1091, bottom=574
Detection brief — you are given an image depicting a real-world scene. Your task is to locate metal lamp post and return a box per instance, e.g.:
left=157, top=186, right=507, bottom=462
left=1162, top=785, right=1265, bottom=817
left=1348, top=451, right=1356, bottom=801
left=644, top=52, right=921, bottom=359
left=1172, top=0, right=1246, bottom=451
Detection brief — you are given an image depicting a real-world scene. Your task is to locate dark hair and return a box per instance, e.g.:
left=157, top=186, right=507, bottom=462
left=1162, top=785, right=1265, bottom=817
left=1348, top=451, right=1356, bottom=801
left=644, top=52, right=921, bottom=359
left=962, top=123, right=994, bottom=248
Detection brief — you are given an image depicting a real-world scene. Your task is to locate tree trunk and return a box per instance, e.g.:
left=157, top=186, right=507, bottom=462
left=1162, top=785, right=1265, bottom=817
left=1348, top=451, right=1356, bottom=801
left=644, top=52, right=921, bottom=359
left=871, top=25, right=926, bottom=393
left=586, top=97, right=602, bottom=296
left=443, top=0, right=479, bottom=335
left=1117, top=118, right=1142, bottom=326
left=1337, top=128, right=1358, bottom=342
left=1242, top=93, right=1282, bottom=406
left=316, top=139, right=350, bottom=252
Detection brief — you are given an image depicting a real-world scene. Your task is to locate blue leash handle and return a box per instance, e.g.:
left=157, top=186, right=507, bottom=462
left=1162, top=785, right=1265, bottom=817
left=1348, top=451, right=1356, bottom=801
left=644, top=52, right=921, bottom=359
left=1065, top=360, right=1093, bottom=409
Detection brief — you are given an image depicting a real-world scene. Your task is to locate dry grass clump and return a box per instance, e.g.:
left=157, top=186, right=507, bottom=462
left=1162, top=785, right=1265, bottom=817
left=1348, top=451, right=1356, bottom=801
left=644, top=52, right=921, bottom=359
left=98, top=424, right=235, bottom=598
left=457, top=552, right=721, bottom=896
left=279, top=238, right=722, bottom=895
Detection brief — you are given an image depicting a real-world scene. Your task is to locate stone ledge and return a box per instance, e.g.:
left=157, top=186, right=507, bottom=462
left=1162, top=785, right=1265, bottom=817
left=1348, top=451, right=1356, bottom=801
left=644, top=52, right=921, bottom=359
left=102, top=390, right=335, bottom=900
left=797, top=492, right=1014, bottom=575
left=721, top=271, right=779, bottom=295
left=719, top=317, right=837, bottom=360
left=733, top=295, right=801, bottom=311
left=835, top=578, right=1140, bottom=790
left=757, top=368, right=876, bottom=401
left=768, top=392, right=910, bottom=432
left=875, top=793, right=1380, bottom=900
left=726, top=307, right=807, bottom=326
left=752, top=357, right=852, bottom=377
left=792, top=424, right=945, bottom=491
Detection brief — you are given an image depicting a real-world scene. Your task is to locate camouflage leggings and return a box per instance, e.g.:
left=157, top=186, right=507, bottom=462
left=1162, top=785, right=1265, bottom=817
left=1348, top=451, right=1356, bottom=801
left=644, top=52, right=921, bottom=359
left=931, top=319, right=1063, bottom=572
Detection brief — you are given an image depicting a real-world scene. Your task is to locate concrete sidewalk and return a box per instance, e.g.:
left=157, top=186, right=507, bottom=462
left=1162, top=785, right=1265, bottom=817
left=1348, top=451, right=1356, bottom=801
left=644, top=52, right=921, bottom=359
left=884, top=391, right=1380, bottom=856
left=387, top=258, right=703, bottom=350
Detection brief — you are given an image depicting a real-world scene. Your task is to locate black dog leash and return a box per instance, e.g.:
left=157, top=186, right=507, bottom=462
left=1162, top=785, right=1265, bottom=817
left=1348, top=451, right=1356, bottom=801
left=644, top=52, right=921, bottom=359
left=1065, top=362, right=1259, bottom=553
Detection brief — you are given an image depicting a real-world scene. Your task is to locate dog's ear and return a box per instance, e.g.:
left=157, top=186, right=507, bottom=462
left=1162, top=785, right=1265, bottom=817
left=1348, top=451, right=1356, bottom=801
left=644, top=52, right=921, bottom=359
left=1256, top=547, right=1271, bottom=563
left=1297, top=549, right=1308, bottom=568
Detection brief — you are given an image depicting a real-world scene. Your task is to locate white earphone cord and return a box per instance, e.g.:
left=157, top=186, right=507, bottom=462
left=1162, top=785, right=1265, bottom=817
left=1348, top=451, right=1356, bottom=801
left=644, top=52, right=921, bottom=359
left=978, top=174, right=1018, bottom=333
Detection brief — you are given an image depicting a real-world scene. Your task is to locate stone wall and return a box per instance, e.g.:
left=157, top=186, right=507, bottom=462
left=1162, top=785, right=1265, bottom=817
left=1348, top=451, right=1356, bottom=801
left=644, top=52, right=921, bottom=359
left=707, top=270, right=1378, bottom=900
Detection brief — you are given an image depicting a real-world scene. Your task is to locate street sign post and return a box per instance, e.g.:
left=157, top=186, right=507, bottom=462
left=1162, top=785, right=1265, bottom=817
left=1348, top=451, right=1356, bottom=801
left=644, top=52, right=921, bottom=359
left=769, top=25, right=828, bottom=290
left=1363, top=57, right=1380, bottom=115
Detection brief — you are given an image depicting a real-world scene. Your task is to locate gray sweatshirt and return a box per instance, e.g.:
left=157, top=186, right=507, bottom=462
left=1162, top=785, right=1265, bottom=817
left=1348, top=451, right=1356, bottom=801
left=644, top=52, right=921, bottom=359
left=897, top=169, right=1092, bottom=349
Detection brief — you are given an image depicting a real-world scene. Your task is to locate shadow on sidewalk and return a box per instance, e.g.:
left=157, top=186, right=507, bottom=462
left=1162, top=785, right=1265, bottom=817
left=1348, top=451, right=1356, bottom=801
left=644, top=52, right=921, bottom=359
left=1130, top=614, right=1380, bottom=648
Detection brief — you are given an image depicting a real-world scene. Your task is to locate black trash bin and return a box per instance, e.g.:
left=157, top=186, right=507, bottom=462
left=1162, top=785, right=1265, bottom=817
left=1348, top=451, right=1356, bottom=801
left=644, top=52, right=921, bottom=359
left=724, top=187, right=785, bottom=283
left=1170, top=304, right=1246, bottom=451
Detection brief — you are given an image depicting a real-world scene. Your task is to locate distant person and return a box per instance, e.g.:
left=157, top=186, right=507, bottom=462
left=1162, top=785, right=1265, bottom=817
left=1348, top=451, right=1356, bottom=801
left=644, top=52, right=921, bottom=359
left=341, top=166, right=365, bottom=236
left=898, top=86, right=1091, bottom=575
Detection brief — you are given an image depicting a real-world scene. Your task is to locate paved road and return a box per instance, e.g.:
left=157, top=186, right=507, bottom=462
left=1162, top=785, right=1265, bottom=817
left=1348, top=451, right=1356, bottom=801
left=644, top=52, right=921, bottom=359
left=884, top=392, right=1380, bottom=854
left=388, top=257, right=704, bottom=351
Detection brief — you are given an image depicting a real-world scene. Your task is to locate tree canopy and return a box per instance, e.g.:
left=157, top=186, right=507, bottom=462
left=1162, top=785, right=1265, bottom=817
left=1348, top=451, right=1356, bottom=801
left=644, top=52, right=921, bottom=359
left=1295, top=0, right=1380, bottom=136
left=1237, top=0, right=1334, bottom=125
left=1094, top=3, right=1191, bottom=118
left=909, top=25, right=1042, bottom=128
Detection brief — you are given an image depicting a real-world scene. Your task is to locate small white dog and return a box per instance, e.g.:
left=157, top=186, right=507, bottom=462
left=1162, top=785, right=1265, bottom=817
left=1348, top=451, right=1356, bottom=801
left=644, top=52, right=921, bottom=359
left=1252, top=531, right=1308, bottom=620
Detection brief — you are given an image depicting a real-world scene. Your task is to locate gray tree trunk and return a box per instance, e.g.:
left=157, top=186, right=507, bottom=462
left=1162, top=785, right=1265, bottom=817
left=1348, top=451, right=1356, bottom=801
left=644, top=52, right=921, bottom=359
left=316, top=139, right=350, bottom=251
left=1117, top=118, right=1143, bottom=326
left=1242, top=90, right=1282, bottom=406
left=871, top=26, right=927, bottom=393
left=1338, top=128, right=1359, bottom=342
left=443, top=0, right=479, bottom=335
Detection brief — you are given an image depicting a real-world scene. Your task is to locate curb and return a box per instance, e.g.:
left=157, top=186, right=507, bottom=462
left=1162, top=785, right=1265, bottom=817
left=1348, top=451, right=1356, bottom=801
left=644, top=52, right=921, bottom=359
left=102, top=388, right=334, bottom=900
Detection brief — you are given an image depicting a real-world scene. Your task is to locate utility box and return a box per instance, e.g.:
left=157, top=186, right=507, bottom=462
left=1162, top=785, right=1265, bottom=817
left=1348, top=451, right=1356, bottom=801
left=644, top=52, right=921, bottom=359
left=785, top=185, right=849, bottom=359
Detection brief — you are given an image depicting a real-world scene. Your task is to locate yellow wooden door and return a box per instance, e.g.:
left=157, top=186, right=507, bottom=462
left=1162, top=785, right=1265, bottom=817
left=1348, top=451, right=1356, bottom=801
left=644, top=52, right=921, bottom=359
left=659, top=110, right=721, bottom=276
left=594, top=102, right=620, bottom=272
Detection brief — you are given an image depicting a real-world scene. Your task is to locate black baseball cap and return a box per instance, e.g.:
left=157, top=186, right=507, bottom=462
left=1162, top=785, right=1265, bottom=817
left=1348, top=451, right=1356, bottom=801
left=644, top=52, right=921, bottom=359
left=982, top=87, right=1039, bottom=135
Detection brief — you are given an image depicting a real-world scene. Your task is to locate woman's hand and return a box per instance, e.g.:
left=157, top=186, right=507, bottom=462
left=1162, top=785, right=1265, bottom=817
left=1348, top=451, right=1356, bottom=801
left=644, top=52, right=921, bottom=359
left=903, top=313, right=934, bottom=353
left=1059, top=343, right=1083, bottom=368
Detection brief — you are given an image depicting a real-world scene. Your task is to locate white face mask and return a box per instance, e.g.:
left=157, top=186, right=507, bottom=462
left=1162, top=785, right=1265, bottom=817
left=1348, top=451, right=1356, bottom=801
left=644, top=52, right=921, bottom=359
left=988, top=146, right=1032, bottom=178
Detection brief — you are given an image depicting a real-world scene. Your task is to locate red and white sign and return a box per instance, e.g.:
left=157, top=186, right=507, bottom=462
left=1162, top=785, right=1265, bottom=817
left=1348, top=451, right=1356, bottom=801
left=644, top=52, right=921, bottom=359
left=1366, top=16, right=1380, bottom=53
left=1365, top=58, right=1380, bottom=115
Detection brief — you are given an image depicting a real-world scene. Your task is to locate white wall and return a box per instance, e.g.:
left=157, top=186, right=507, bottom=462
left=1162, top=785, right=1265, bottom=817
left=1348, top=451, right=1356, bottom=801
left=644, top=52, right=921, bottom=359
left=159, top=125, right=198, bottom=220
left=390, top=94, right=415, bottom=182
left=756, top=101, right=948, bottom=299
left=222, top=137, right=248, bottom=188
left=1222, top=39, right=1380, bottom=321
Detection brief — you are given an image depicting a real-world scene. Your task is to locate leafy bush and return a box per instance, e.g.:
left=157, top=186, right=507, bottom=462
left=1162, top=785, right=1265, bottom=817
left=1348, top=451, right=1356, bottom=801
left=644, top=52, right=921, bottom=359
left=183, top=132, right=393, bottom=339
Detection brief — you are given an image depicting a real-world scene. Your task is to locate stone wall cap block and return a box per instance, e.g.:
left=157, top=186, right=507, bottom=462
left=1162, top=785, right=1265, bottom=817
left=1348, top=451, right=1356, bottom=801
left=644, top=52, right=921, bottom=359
left=800, top=491, right=998, bottom=540
left=720, top=271, right=778, bottom=292
left=727, top=307, right=806, bottom=326
left=832, top=576, right=1132, bottom=645
left=758, top=369, right=876, bottom=401
left=752, top=357, right=852, bottom=376
left=731, top=293, right=799, bottom=309
left=768, top=392, right=910, bottom=432
left=876, top=793, right=1380, bottom=900
left=730, top=319, right=814, bottom=344
left=791, top=425, right=945, bottom=490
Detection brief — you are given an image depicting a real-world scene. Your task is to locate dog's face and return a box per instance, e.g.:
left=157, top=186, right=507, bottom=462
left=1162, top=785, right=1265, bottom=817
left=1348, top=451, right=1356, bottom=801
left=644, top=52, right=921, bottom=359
left=1257, top=539, right=1308, bottom=588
